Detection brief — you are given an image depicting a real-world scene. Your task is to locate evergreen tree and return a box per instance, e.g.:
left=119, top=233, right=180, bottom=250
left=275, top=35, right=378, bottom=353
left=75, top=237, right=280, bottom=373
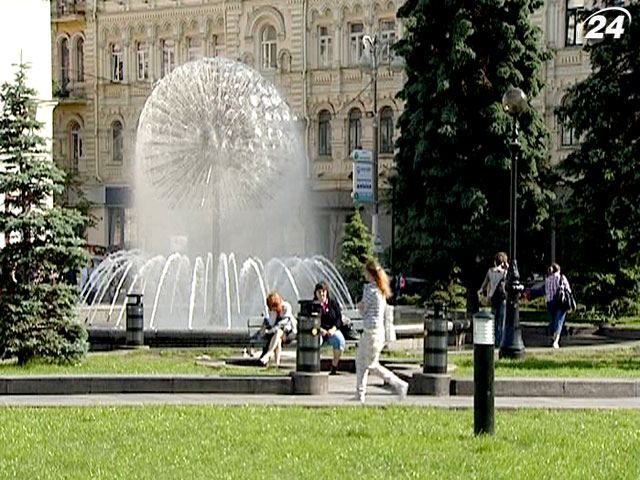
left=557, top=2, right=640, bottom=316
left=337, top=209, right=374, bottom=299
left=0, top=63, right=89, bottom=364
left=393, top=0, right=554, bottom=307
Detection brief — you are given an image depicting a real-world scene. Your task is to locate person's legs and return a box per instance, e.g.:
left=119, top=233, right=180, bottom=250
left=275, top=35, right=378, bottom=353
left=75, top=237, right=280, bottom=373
left=326, top=330, right=345, bottom=374
left=366, top=334, right=408, bottom=399
left=355, top=331, right=375, bottom=402
left=260, top=329, right=283, bottom=365
left=552, top=309, right=567, bottom=348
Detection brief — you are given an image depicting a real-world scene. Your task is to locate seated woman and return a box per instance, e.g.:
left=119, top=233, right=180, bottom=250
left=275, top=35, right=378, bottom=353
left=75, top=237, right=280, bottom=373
left=258, top=292, right=297, bottom=367
left=314, top=281, right=346, bottom=375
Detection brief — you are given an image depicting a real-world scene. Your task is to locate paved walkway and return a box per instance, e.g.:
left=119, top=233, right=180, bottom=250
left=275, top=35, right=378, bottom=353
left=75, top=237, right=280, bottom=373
left=1, top=372, right=639, bottom=409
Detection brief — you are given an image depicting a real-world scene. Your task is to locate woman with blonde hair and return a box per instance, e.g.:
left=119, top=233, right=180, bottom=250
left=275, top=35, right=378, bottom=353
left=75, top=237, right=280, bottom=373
left=355, top=258, right=408, bottom=403
left=258, top=292, right=297, bottom=366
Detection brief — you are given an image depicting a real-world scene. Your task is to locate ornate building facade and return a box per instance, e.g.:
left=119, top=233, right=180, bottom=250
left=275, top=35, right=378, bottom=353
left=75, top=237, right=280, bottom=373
left=51, top=0, right=594, bottom=260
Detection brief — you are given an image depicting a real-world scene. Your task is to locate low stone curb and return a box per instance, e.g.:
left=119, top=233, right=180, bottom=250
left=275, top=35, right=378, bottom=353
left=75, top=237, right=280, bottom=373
left=0, top=375, right=293, bottom=395
left=1, top=374, right=638, bottom=398
left=451, top=378, right=640, bottom=398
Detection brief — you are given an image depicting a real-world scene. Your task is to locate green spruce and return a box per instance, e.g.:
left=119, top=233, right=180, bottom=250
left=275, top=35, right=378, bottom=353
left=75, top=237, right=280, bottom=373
left=0, top=63, right=89, bottom=364
left=393, top=0, right=554, bottom=308
left=557, top=2, right=640, bottom=317
left=337, top=209, right=374, bottom=299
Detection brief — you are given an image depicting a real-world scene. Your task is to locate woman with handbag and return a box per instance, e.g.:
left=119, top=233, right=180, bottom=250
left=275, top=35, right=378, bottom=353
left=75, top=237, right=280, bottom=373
left=545, top=263, right=574, bottom=349
left=354, top=259, right=408, bottom=403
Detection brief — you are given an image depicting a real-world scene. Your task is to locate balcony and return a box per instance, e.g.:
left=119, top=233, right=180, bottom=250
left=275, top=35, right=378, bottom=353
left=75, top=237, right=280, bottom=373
left=53, top=81, right=87, bottom=104
left=52, top=0, right=86, bottom=21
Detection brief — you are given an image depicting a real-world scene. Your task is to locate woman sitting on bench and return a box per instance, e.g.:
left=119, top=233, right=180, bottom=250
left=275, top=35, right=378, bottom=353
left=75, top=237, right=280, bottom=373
left=259, top=292, right=297, bottom=367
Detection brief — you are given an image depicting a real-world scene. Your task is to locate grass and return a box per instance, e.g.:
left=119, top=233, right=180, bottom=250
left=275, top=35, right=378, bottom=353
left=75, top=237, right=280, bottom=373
left=451, top=345, right=640, bottom=378
left=0, top=348, right=284, bottom=376
left=0, top=406, right=638, bottom=479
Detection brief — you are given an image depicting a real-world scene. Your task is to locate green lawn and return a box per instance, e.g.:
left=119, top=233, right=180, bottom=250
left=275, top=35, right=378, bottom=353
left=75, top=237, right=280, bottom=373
left=0, top=348, right=283, bottom=376
left=0, top=406, right=638, bottom=479
left=451, top=345, right=640, bottom=378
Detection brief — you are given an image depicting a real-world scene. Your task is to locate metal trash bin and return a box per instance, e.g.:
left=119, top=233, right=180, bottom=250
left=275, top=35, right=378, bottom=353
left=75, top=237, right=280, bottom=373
left=296, top=300, right=321, bottom=373
left=126, top=293, right=144, bottom=347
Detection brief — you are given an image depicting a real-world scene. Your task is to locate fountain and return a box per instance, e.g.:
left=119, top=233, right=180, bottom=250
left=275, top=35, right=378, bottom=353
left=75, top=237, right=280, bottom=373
left=80, top=57, right=354, bottom=331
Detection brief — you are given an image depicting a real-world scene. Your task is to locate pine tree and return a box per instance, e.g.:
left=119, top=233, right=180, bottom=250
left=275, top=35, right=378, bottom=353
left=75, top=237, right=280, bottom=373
left=557, top=2, right=640, bottom=316
left=337, top=209, right=374, bottom=299
left=393, top=0, right=554, bottom=307
left=0, top=63, right=89, bottom=364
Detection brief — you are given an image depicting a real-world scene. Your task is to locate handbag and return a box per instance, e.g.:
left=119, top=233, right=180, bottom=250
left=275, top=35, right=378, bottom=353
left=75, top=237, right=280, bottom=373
left=554, top=276, right=576, bottom=312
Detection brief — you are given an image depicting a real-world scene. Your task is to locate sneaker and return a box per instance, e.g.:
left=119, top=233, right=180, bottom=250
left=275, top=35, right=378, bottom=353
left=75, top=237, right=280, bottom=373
left=330, top=366, right=338, bottom=375
left=351, top=394, right=365, bottom=404
left=397, top=382, right=408, bottom=401
left=552, top=340, right=559, bottom=349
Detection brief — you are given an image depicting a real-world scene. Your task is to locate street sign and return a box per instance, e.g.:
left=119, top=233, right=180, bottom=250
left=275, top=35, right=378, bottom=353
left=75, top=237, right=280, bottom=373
left=350, top=149, right=373, bottom=163
left=352, top=160, right=374, bottom=204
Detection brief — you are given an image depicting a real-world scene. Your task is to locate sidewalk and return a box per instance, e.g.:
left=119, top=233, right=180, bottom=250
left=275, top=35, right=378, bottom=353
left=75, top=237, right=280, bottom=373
left=1, top=371, right=639, bottom=409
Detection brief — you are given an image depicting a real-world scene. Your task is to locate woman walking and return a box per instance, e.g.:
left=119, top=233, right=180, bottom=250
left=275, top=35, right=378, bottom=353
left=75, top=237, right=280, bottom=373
left=355, top=259, right=408, bottom=403
left=545, top=263, right=573, bottom=349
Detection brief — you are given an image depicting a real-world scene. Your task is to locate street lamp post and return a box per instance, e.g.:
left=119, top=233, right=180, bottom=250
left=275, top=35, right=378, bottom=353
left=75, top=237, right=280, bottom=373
left=359, top=35, right=403, bottom=253
left=499, top=87, right=527, bottom=360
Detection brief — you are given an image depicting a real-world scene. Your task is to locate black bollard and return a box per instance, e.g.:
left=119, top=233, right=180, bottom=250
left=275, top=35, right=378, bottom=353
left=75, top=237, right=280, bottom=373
left=296, top=300, right=321, bottom=373
left=425, top=302, right=448, bottom=374
left=126, top=293, right=144, bottom=347
left=473, top=309, right=495, bottom=435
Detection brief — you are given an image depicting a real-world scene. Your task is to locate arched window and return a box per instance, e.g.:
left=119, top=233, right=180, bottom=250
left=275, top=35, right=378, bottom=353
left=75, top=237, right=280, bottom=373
left=111, top=121, right=124, bottom=163
left=261, top=25, right=277, bottom=70
left=75, top=37, right=84, bottom=82
left=318, top=110, right=332, bottom=156
left=380, top=107, right=394, bottom=154
left=348, top=108, right=362, bottom=152
left=60, top=38, right=69, bottom=89
left=69, top=121, right=82, bottom=172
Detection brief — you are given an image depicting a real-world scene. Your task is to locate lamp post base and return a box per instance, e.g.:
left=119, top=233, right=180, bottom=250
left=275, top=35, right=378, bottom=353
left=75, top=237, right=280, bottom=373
left=499, top=297, right=526, bottom=359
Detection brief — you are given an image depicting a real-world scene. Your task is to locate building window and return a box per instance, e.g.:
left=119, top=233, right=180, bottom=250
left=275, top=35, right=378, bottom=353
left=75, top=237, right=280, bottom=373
left=566, top=0, right=585, bottom=46
left=380, top=20, right=396, bottom=63
left=380, top=107, right=394, bottom=154
left=161, top=40, right=176, bottom=77
left=75, top=37, right=84, bottom=82
left=318, top=110, right=332, bottom=156
left=318, top=26, right=332, bottom=68
left=211, top=34, right=224, bottom=57
left=107, top=207, right=125, bottom=249
left=349, top=23, right=365, bottom=65
left=187, top=36, right=202, bottom=62
left=69, top=121, right=82, bottom=172
left=348, top=108, right=362, bottom=152
left=60, top=38, right=70, bottom=89
left=136, top=42, right=148, bottom=81
left=560, top=96, right=579, bottom=146
left=110, top=44, right=124, bottom=82
left=261, top=26, right=277, bottom=70
left=111, top=120, right=124, bottom=163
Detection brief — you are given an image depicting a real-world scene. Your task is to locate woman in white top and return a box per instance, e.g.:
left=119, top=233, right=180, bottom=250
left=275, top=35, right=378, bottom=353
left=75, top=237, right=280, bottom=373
left=355, top=259, right=408, bottom=403
left=259, top=292, right=297, bottom=366
left=545, top=263, right=572, bottom=349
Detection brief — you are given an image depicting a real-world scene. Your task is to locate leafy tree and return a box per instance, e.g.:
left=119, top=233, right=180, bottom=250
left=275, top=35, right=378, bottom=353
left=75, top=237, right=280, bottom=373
left=0, top=63, right=89, bottom=364
left=337, top=209, right=374, bottom=299
left=557, top=2, right=640, bottom=316
left=393, top=0, right=554, bottom=309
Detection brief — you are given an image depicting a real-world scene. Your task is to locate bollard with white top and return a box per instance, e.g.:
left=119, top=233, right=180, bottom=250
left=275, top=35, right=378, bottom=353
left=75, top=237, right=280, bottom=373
left=473, top=309, right=495, bottom=435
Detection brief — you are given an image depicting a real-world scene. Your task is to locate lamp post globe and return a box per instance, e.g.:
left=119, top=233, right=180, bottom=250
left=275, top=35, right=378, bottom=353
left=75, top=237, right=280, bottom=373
left=502, top=87, right=528, bottom=116
left=499, top=86, right=527, bottom=360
